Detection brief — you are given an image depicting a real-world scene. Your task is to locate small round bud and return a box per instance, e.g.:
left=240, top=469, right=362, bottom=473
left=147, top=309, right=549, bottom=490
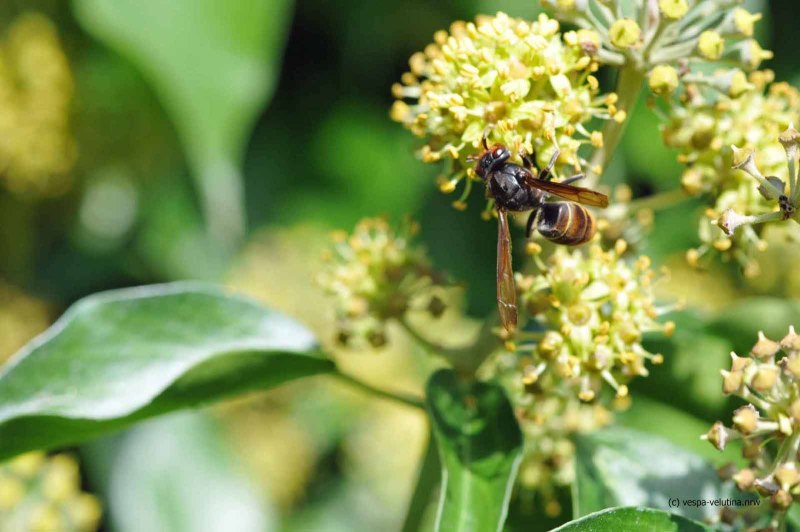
left=751, top=331, right=780, bottom=358
left=733, top=9, right=761, bottom=37
left=609, top=19, right=641, bottom=49
left=730, top=353, right=752, bottom=372
left=697, top=31, right=724, bottom=60
left=771, top=489, right=793, bottom=511
left=648, top=65, right=679, bottom=96
left=741, top=40, right=773, bottom=70
left=750, top=365, right=779, bottom=392
left=704, top=421, right=732, bottom=451
left=781, top=326, right=800, bottom=353
left=732, top=404, right=758, bottom=435
left=728, top=70, right=752, bottom=97
left=733, top=468, right=756, bottom=491
left=658, top=0, right=688, bottom=19
left=721, top=370, right=743, bottom=395
left=775, top=463, right=800, bottom=490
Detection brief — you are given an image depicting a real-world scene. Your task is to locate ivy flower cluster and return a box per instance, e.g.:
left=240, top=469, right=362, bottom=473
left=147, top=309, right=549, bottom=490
left=542, top=0, right=771, bottom=96
left=661, top=71, right=800, bottom=276
left=0, top=452, right=102, bottom=531
left=0, top=13, right=75, bottom=196
left=705, top=328, right=800, bottom=521
left=391, top=12, right=617, bottom=209
left=514, top=240, right=673, bottom=402
left=317, top=217, right=449, bottom=348
left=486, top=347, right=613, bottom=515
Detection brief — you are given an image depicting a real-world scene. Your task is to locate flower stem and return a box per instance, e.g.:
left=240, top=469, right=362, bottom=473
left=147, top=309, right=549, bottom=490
left=335, top=371, right=425, bottom=409
left=399, top=316, right=499, bottom=376
left=626, top=188, right=691, bottom=213
left=588, top=66, right=645, bottom=184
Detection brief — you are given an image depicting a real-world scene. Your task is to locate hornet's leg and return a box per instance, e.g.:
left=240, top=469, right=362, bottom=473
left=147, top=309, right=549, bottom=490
left=526, top=208, right=539, bottom=238
left=560, top=173, right=584, bottom=186
left=539, top=147, right=560, bottom=181
left=520, top=150, right=537, bottom=171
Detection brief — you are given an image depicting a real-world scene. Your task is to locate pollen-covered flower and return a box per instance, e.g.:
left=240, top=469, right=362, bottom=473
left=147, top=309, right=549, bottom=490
left=0, top=13, right=75, bottom=196
left=513, top=241, right=673, bottom=401
left=391, top=12, right=615, bottom=208
left=661, top=70, right=800, bottom=276
left=705, top=328, right=800, bottom=518
left=317, top=217, right=449, bottom=348
left=0, top=452, right=102, bottom=531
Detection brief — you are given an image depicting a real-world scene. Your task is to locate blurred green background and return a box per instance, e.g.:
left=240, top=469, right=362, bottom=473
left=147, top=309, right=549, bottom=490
left=0, top=0, right=797, bottom=530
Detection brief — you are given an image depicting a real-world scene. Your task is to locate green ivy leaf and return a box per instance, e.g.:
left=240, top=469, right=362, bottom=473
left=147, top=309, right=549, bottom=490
left=0, top=283, right=333, bottom=460
left=72, top=0, right=293, bottom=250
left=573, top=427, right=753, bottom=522
left=426, top=369, right=522, bottom=532
left=554, top=507, right=711, bottom=532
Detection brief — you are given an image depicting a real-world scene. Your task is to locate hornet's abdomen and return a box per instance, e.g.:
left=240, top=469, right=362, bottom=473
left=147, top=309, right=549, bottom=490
left=538, top=202, right=596, bottom=245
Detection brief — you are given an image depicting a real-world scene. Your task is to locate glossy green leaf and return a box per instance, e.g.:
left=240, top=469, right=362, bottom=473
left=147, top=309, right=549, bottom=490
left=554, top=507, right=711, bottom=532
left=0, top=283, right=333, bottom=460
left=426, top=369, right=523, bottom=532
left=573, top=427, right=753, bottom=522
left=73, top=0, right=293, bottom=248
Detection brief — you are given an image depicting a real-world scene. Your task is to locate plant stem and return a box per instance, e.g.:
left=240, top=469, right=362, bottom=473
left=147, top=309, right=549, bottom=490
left=401, top=432, right=441, bottom=532
left=588, top=66, right=645, bottom=184
left=399, top=317, right=499, bottom=376
left=335, top=371, right=425, bottom=409
left=626, top=188, right=691, bottom=213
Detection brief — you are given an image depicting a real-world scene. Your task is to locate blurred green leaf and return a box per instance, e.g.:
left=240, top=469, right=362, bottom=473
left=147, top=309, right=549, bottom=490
left=639, top=310, right=732, bottom=419
left=104, top=412, right=274, bottom=532
left=73, top=0, right=293, bottom=250
left=617, top=396, right=743, bottom=466
left=707, top=298, right=800, bottom=351
left=426, top=369, right=523, bottom=532
left=284, top=102, right=434, bottom=227
left=0, top=283, right=333, bottom=460
left=622, top=97, right=683, bottom=190
left=554, top=507, right=711, bottom=532
left=573, top=427, right=752, bottom=522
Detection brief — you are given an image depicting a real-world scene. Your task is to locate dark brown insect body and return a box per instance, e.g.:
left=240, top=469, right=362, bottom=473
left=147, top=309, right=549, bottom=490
left=471, top=138, right=609, bottom=331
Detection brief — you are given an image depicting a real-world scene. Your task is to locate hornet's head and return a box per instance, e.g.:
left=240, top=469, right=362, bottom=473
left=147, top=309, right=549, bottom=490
left=469, top=138, right=511, bottom=179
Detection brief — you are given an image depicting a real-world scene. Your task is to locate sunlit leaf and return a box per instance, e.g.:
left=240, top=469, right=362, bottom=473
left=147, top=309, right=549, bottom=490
left=0, top=283, right=333, bottom=460
left=554, top=507, right=711, bottom=532
left=426, top=369, right=522, bottom=532
left=573, top=427, right=753, bottom=522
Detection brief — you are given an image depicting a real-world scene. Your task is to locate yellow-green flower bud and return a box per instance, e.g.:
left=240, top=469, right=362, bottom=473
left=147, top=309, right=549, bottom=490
left=733, top=8, right=762, bottom=38
left=698, top=31, right=725, bottom=60
left=609, top=19, right=641, bottom=49
left=732, top=404, right=758, bottom=435
left=649, top=65, right=679, bottom=95
left=658, top=0, right=688, bottom=20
